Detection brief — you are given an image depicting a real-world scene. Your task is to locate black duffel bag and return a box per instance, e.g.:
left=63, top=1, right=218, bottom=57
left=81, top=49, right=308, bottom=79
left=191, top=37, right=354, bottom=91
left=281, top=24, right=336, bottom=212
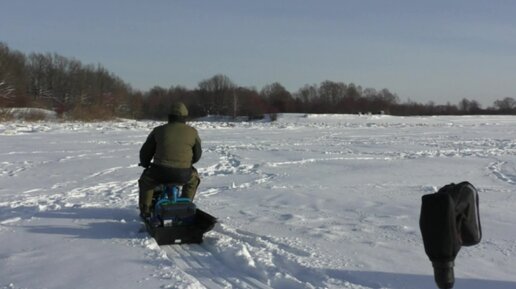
left=420, top=181, right=482, bottom=289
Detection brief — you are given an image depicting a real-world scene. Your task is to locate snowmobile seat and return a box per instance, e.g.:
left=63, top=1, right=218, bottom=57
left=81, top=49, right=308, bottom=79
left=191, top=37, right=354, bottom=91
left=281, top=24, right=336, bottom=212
left=159, top=183, right=192, bottom=203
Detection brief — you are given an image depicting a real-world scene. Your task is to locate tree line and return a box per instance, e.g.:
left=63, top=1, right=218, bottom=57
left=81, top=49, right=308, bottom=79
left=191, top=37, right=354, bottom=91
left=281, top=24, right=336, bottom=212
left=1, top=42, right=515, bottom=120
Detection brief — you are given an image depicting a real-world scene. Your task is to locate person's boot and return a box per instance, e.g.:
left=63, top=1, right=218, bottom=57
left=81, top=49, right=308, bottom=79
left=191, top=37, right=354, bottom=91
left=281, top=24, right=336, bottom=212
left=139, top=205, right=150, bottom=221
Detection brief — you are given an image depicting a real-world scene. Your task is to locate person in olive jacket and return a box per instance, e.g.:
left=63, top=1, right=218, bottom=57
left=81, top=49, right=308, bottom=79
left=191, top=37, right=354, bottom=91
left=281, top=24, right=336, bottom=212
left=138, top=102, right=202, bottom=217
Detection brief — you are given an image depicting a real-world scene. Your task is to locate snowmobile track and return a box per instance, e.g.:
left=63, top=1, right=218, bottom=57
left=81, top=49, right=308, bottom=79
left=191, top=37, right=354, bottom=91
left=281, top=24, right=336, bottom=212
left=163, top=244, right=275, bottom=289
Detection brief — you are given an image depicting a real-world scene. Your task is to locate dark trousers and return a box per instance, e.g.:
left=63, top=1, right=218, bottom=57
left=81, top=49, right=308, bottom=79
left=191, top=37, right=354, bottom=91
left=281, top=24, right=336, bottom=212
left=138, top=165, right=200, bottom=215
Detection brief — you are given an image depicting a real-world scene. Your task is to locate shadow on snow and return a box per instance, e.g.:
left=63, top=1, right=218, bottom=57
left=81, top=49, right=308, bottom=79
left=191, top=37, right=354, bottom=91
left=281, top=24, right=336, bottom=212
left=4, top=206, right=143, bottom=240
left=325, top=269, right=516, bottom=289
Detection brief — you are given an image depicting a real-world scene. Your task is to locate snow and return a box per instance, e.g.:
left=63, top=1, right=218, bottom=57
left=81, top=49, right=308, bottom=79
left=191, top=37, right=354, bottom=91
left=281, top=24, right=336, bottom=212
left=1, top=113, right=515, bottom=289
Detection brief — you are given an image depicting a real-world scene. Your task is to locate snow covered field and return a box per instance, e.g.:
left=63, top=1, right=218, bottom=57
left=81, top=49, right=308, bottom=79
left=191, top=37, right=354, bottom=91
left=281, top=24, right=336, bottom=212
left=0, top=114, right=515, bottom=289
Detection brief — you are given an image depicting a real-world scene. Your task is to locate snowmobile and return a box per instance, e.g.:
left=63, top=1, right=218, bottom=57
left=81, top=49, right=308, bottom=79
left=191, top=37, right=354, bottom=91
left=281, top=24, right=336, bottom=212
left=143, top=184, right=217, bottom=245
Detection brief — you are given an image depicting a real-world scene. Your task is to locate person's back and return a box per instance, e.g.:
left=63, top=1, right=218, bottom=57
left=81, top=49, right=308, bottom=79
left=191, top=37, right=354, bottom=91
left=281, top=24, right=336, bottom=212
left=141, top=121, right=201, bottom=169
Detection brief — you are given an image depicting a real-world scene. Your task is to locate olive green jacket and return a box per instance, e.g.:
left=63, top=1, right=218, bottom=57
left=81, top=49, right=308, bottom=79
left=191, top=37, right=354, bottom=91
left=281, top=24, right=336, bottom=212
left=139, top=121, right=202, bottom=169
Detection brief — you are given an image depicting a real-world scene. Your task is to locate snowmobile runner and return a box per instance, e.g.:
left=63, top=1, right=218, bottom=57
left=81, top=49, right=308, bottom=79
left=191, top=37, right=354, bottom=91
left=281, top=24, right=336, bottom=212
left=142, top=184, right=216, bottom=245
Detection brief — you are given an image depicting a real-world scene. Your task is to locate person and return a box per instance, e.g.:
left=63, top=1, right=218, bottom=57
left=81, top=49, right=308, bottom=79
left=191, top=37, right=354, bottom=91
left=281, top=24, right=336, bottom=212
left=138, top=101, right=202, bottom=218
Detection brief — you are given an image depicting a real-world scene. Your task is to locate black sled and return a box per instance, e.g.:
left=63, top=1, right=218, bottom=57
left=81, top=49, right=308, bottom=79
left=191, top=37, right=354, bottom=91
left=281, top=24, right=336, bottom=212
left=143, top=184, right=217, bottom=245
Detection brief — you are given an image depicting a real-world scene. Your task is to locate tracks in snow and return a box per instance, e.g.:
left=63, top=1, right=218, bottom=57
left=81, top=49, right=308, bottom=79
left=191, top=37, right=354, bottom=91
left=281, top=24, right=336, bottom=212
left=488, top=161, right=516, bottom=185
left=155, top=224, right=366, bottom=289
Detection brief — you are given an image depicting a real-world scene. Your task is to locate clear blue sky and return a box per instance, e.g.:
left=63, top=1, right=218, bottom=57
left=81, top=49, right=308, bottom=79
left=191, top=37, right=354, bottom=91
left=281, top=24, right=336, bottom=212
left=1, top=0, right=515, bottom=106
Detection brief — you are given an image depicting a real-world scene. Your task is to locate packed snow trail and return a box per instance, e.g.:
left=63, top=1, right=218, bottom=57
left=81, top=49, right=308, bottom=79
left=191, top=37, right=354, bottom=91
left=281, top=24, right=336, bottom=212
left=156, top=224, right=380, bottom=289
left=1, top=115, right=516, bottom=289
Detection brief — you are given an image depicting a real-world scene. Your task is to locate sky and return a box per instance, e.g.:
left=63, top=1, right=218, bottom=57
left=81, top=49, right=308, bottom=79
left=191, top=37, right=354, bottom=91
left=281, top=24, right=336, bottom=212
left=1, top=0, right=515, bottom=106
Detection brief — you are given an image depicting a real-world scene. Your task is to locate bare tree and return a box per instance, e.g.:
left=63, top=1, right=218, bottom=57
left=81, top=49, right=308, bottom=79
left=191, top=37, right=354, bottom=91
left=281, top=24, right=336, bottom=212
left=0, top=43, right=29, bottom=106
left=198, top=74, right=235, bottom=115
left=234, top=86, right=266, bottom=119
left=319, top=80, right=347, bottom=108
left=458, top=98, right=481, bottom=114
left=261, top=82, right=294, bottom=113
left=493, top=97, right=516, bottom=112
